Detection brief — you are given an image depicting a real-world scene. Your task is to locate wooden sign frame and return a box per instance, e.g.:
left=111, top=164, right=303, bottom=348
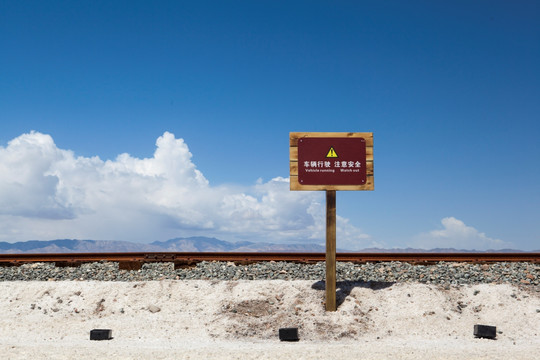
left=289, top=132, right=374, bottom=191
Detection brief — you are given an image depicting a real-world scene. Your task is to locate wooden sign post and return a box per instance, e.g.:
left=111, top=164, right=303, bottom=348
left=290, top=132, right=374, bottom=311
left=325, top=190, right=337, bottom=311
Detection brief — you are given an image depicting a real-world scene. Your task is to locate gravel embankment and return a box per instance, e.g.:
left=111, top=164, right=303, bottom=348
left=1, top=261, right=539, bottom=286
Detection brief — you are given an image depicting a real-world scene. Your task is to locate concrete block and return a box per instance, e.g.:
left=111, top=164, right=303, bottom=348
left=279, top=327, right=299, bottom=341
left=90, top=329, right=113, bottom=340
left=474, top=324, right=496, bottom=339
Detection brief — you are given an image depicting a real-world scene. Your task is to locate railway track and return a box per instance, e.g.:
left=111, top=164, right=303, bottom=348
left=0, top=252, right=538, bottom=270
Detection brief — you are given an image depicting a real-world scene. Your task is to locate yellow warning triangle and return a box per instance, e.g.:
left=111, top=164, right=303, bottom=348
left=326, top=147, right=338, bottom=158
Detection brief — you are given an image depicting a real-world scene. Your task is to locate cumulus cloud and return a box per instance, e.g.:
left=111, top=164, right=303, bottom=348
left=0, top=131, right=372, bottom=247
left=0, top=132, right=75, bottom=219
left=411, top=217, right=513, bottom=250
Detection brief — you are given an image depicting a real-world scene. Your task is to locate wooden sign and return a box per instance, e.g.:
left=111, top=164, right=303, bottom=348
left=290, top=132, right=374, bottom=191
left=289, top=132, right=374, bottom=312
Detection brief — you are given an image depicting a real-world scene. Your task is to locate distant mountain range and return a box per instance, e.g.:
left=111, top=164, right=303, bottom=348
left=0, top=237, right=327, bottom=254
left=0, top=237, right=536, bottom=254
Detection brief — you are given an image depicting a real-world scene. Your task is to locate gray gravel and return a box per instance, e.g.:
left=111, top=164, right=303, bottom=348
left=0, top=261, right=538, bottom=286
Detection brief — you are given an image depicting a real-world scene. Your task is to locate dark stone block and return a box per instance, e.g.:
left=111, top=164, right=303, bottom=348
left=474, top=324, right=496, bottom=339
left=279, top=327, right=299, bottom=341
left=90, top=329, right=113, bottom=340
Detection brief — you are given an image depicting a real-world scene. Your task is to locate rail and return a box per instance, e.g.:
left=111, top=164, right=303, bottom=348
left=0, top=252, right=538, bottom=270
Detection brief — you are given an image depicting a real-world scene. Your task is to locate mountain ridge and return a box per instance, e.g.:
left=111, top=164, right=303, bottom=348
left=0, top=237, right=327, bottom=253
left=0, top=238, right=536, bottom=254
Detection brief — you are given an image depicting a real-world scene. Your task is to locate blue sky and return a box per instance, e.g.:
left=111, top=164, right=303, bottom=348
left=1, top=1, right=539, bottom=250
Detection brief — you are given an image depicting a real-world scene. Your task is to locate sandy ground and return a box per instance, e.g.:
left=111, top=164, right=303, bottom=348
left=1, top=280, right=539, bottom=359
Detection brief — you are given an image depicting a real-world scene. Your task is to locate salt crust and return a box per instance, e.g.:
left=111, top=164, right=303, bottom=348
left=1, top=280, right=539, bottom=359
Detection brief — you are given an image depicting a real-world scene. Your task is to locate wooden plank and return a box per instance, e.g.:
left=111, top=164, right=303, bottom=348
left=289, top=145, right=373, bottom=155
left=326, top=190, right=337, bottom=312
left=290, top=147, right=298, bottom=161
left=290, top=132, right=373, bottom=147
left=290, top=162, right=374, bottom=176
left=290, top=162, right=298, bottom=175
left=290, top=145, right=373, bottom=156
left=290, top=149, right=373, bottom=162
left=290, top=175, right=374, bottom=191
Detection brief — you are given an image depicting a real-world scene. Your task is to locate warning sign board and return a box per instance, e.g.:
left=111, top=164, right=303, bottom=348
left=290, top=132, right=374, bottom=191
left=298, top=137, right=366, bottom=185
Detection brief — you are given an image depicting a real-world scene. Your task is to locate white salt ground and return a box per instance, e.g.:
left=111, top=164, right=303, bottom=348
left=1, top=280, right=539, bottom=359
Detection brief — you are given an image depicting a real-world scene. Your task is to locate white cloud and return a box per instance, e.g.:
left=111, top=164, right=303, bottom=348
left=0, top=132, right=74, bottom=219
left=412, top=217, right=513, bottom=250
left=0, top=131, right=372, bottom=247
